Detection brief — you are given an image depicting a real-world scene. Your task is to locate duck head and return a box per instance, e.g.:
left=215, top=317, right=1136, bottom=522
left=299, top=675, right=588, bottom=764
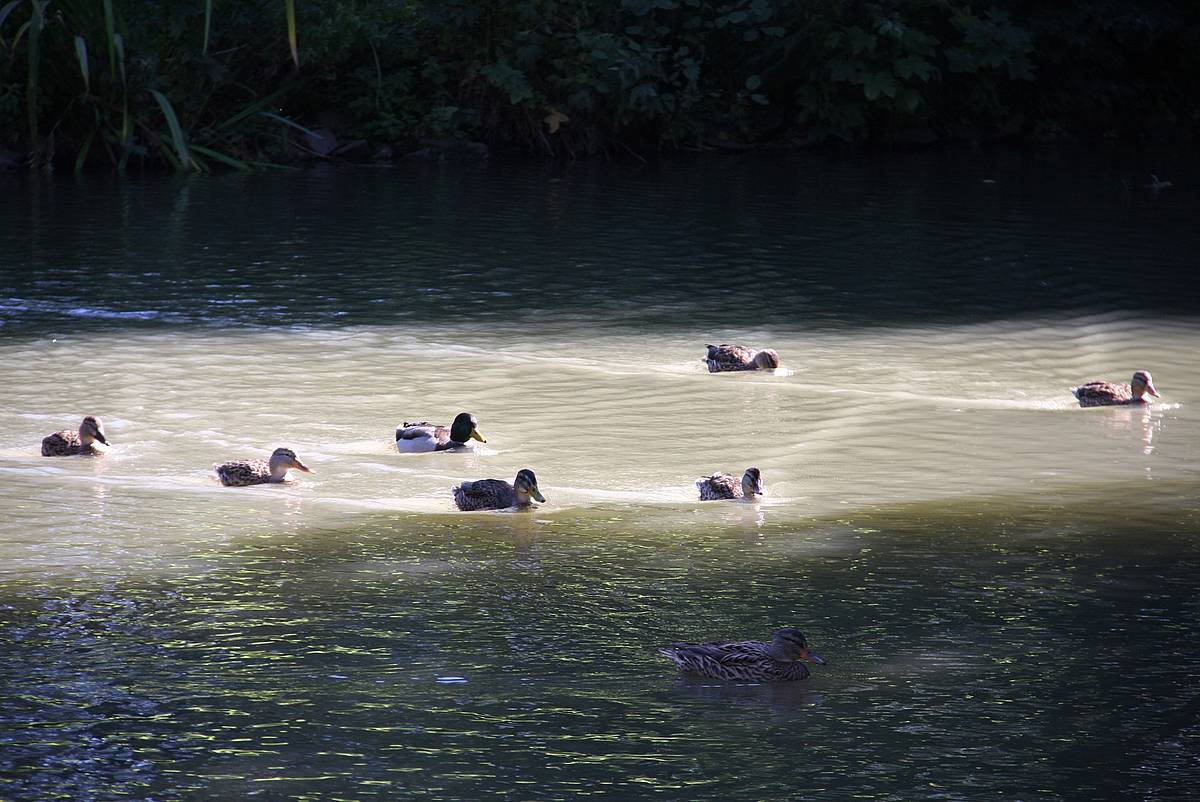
left=513, top=468, right=546, bottom=504
left=768, top=627, right=826, bottom=664
left=753, top=349, right=780, bottom=370
left=269, top=447, right=313, bottom=480
left=741, top=467, right=765, bottom=498
left=79, top=416, right=108, bottom=446
left=450, top=412, right=487, bottom=444
left=1131, top=370, right=1160, bottom=400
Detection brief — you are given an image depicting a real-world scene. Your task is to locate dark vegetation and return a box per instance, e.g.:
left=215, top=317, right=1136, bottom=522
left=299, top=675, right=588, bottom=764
left=1, top=0, right=1197, bottom=170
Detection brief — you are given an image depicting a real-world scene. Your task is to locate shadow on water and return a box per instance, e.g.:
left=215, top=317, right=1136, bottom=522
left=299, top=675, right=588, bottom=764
left=1, top=488, right=1197, bottom=800
left=3, top=151, right=1200, bottom=340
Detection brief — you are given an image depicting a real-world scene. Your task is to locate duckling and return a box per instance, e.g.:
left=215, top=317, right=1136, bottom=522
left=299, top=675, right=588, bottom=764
left=453, top=469, right=545, bottom=511
left=396, top=412, right=486, bottom=453
left=1072, top=370, right=1161, bottom=407
left=703, top=344, right=780, bottom=373
left=214, top=447, right=313, bottom=487
left=659, top=627, right=826, bottom=682
left=41, top=416, right=108, bottom=456
left=697, top=467, right=764, bottom=501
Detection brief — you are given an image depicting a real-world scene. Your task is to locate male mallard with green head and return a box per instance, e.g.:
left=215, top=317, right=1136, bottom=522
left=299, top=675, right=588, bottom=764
left=396, top=412, right=487, bottom=453
left=659, top=627, right=826, bottom=682
left=452, top=468, right=545, bottom=511
left=697, top=467, right=764, bottom=501
left=1072, top=370, right=1161, bottom=407
left=41, top=416, right=108, bottom=456
left=703, top=344, right=780, bottom=373
left=214, top=447, right=313, bottom=487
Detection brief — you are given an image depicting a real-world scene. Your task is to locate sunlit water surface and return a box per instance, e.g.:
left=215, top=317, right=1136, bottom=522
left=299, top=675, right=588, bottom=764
left=1, top=153, right=1198, bottom=800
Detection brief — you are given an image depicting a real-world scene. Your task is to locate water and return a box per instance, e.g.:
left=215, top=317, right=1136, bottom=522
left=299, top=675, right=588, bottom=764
left=1, top=152, right=1198, bottom=801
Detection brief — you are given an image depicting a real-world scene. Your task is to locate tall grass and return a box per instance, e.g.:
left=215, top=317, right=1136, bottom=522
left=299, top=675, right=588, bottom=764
left=1, top=0, right=305, bottom=170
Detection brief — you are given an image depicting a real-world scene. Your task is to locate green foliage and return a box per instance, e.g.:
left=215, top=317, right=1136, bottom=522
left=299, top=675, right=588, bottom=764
left=0, top=0, right=1195, bottom=168
left=0, top=0, right=307, bottom=169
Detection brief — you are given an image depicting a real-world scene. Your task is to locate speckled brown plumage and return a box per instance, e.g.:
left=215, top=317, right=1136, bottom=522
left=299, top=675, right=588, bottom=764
left=41, top=416, right=107, bottom=456
left=1072, top=370, right=1160, bottom=407
left=1073, top=381, right=1137, bottom=406
left=214, top=447, right=312, bottom=487
left=697, top=472, right=744, bottom=500
left=696, top=468, right=762, bottom=501
left=41, top=430, right=98, bottom=457
left=703, top=344, right=780, bottom=373
left=452, top=469, right=545, bottom=511
left=659, top=628, right=824, bottom=682
left=214, top=459, right=276, bottom=486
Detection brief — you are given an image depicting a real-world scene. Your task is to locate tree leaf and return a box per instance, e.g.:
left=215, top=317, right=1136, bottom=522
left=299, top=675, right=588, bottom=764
left=74, top=35, right=88, bottom=92
left=150, top=89, right=192, bottom=171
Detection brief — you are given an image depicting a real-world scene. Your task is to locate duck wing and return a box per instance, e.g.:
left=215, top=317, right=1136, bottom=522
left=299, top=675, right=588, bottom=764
left=214, top=459, right=270, bottom=486
left=396, top=421, right=451, bottom=446
left=453, top=479, right=516, bottom=510
left=41, top=430, right=81, bottom=456
left=704, top=343, right=756, bottom=373
left=661, top=640, right=808, bottom=681
left=1072, top=381, right=1131, bottom=407
left=697, top=473, right=741, bottom=500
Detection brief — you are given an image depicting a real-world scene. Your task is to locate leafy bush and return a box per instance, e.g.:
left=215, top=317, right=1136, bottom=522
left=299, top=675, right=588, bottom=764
left=0, top=0, right=1195, bottom=169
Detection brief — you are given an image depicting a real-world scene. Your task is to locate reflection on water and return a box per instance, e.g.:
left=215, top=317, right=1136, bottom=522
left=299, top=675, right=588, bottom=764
left=2, top=501, right=1198, bottom=800
left=1, top=154, right=1199, bottom=800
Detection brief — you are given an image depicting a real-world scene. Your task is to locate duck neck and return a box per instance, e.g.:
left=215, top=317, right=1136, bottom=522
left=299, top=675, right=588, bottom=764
left=268, top=460, right=290, bottom=482
left=766, top=642, right=795, bottom=661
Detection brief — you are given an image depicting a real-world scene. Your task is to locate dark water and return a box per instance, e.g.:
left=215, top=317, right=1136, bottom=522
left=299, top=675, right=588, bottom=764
left=3, top=152, right=1198, bottom=335
left=1, top=152, right=1199, bottom=801
left=3, top=498, right=1198, bottom=801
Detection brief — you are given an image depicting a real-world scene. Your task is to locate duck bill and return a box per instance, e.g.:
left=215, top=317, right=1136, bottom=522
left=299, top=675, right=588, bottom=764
left=530, top=486, right=546, bottom=503
left=470, top=429, right=487, bottom=443
left=1145, top=381, right=1160, bottom=398
left=800, top=649, right=826, bottom=665
left=293, top=460, right=314, bottom=474
left=93, top=431, right=109, bottom=445
left=754, top=484, right=766, bottom=496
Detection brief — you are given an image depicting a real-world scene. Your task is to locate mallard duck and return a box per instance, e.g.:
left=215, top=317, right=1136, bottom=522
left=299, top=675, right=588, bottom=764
left=659, top=627, right=826, bottom=682
left=703, top=343, right=780, bottom=373
left=1072, top=370, right=1161, bottom=407
left=214, top=447, right=313, bottom=487
left=396, top=412, right=486, bottom=453
left=697, top=467, right=764, bottom=501
left=452, top=468, right=545, bottom=511
left=41, top=416, right=108, bottom=456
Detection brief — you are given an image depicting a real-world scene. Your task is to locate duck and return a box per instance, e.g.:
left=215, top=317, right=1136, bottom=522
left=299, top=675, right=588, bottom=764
left=659, top=627, right=826, bottom=682
left=453, top=468, right=545, bottom=511
left=396, top=412, right=486, bottom=453
left=214, top=447, right=313, bottom=487
left=703, top=343, right=780, bottom=373
left=41, top=416, right=108, bottom=456
left=1072, top=370, right=1161, bottom=407
left=697, top=467, right=764, bottom=501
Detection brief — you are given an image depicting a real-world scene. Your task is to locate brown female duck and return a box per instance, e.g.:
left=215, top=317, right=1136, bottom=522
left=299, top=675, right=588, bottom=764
left=660, top=627, right=826, bottom=682
left=1072, top=370, right=1161, bottom=407
left=41, top=416, right=108, bottom=456
left=696, top=467, right=764, bottom=501
left=703, top=344, right=780, bottom=373
left=214, top=447, right=313, bottom=486
left=453, top=469, right=545, bottom=511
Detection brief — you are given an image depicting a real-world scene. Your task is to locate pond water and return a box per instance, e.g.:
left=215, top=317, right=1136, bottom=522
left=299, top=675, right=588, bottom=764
left=1, top=152, right=1198, bottom=801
